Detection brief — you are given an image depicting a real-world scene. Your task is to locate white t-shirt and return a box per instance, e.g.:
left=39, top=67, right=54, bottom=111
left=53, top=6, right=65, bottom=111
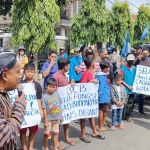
left=111, top=86, right=124, bottom=109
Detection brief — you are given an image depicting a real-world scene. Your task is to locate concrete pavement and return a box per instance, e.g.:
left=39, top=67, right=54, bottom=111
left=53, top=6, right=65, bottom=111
left=16, top=103, right=150, bottom=150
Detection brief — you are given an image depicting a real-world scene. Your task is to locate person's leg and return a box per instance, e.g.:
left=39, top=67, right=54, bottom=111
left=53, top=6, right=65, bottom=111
left=102, top=110, right=107, bottom=126
left=63, top=124, right=75, bottom=145
left=98, top=110, right=105, bottom=130
left=111, top=109, right=116, bottom=127
left=122, top=95, right=129, bottom=120
left=89, top=118, right=99, bottom=136
left=43, top=122, right=51, bottom=150
left=28, top=125, right=38, bottom=150
left=139, top=94, right=145, bottom=114
left=20, top=128, right=28, bottom=150
left=118, top=108, right=125, bottom=129
left=80, top=119, right=86, bottom=138
left=53, top=132, right=59, bottom=150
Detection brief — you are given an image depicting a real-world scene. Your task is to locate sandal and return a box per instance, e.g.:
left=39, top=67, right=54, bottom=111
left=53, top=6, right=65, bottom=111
left=97, top=127, right=110, bottom=132
left=57, top=144, right=65, bottom=150
left=80, top=136, right=91, bottom=143
left=92, top=134, right=105, bottom=140
left=64, top=139, right=75, bottom=146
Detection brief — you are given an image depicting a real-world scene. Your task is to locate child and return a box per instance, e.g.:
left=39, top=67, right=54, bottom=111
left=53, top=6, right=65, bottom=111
left=19, top=63, right=43, bottom=150
left=110, top=74, right=126, bottom=131
left=42, top=78, right=62, bottom=150
left=53, top=58, right=75, bottom=149
left=80, top=57, right=105, bottom=143
left=95, top=60, right=110, bottom=132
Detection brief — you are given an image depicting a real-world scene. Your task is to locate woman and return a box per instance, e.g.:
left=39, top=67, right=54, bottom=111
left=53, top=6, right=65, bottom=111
left=17, top=47, right=28, bottom=69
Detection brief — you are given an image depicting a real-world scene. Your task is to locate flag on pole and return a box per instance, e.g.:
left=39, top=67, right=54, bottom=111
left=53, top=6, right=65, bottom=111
left=140, top=24, right=149, bottom=41
left=121, top=32, right=130, bottom=59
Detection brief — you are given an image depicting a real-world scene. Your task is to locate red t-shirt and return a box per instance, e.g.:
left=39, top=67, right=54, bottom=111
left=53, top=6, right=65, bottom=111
left=80, top=70, right=93, bottom=83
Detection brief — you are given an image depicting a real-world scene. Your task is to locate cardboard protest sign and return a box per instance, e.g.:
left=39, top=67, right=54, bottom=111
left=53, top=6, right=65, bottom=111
left=133, top=65, right=150, bottom=95
left=8, top=83, right=41, bottom=128
left=57, top=83, right=99, bottom=124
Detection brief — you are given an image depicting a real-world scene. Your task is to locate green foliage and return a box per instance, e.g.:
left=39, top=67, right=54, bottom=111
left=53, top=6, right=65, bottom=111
left=0, top=0, right=12, bottom=16
left=108, top=2, right=133, bottom=49
left=70, top=0, right=108, bottom=46
left=134, top=5, right=150, bottom=45
left=12, top=0, right=60, bottom=52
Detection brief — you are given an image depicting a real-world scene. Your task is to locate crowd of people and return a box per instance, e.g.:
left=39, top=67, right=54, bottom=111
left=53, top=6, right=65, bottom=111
left=0, top=45, right=149, bottom=150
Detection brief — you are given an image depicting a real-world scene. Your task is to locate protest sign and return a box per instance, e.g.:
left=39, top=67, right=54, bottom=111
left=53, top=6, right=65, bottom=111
left=133, top=65, right=150, bottom=95
left=8, top=83, right=41, bottom=128
left=57, top=83, right=99, bottom=124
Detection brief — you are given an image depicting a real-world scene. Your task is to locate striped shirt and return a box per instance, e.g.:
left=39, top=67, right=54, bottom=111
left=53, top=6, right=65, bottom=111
left=0, top=92, right=26, bottom=150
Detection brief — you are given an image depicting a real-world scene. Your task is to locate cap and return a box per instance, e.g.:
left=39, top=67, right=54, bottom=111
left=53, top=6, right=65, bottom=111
left=74, top=47, right=80, bottom=52
left=70, top=49, right=74, bottom=54
left=85, top=49, right=93, bottom=55
left=0, top=52, right=17, bottom=75
left=18, top=46, right=25, bottom=51
left=126, top=54, right=135, bottom=61
left=59, top=46, right=65, bottom=50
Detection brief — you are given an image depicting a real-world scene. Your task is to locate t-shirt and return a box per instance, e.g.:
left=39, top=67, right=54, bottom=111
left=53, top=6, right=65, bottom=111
left=42, top=92, right=62, bottom=121
left=53, top=71, right=69, bottom=87
left=80, top=70, right=93, bottom=83
left=21, top=80, right=42, bottom=99
left=42, top=61, right=58, bottom=89
left=111, top=86, right=124, bottom=109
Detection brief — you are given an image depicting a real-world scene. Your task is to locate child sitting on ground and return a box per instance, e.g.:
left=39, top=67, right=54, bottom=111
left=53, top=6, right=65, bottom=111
left=110, top=73, right=126, bottom=131
left=42, top=78, right=62, bottom=150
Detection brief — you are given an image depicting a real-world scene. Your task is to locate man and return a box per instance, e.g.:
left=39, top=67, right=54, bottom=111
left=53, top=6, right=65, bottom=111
left=135, top=47, right=142, bottom=59
left=120, top=53, right=136, bottom=122
left=57, top=46, right=68, bottom=61
left=134, top=48, right=150, bottom=115
left=0, top=52, right=27, bottom=149
left=98, top=48, right=108, bottom=61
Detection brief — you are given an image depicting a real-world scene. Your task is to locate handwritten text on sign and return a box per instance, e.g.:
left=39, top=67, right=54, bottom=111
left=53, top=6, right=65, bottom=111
left=8, top=83, right=41, bottom=128
left=57, top=83, right=99, bottom=124
left=133, top=65, right=150, bottom=95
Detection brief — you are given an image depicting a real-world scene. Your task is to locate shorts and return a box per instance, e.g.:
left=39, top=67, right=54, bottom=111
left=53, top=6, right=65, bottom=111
left=99, top=103, right=108, bottom=111
left=44, top=120, right=59, bottom=133
left=20, top=125, right=38, bottom=134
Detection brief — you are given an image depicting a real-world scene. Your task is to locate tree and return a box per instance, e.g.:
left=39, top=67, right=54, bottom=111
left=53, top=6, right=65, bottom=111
left=70, top=0, right=109, bottom=46
left=0, top=0, right=12, bottom=16
left=12, top=0, right=60, bottom=52
left=108, top=2, right=133, bottom=49
left=133, top=5, right=150, bottom=46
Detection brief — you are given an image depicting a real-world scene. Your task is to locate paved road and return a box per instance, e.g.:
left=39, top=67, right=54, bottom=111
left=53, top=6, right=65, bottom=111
left=16, top=103, right=150, bottom=150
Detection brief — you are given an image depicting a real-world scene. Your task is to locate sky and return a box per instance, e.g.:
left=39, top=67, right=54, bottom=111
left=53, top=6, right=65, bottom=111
left=106, top=0, right=150, bottom=14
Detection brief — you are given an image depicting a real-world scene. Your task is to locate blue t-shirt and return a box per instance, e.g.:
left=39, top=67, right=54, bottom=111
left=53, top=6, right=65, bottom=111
left=121, top=65, right=136, bottom=94
left=57, top=53, right=68, bottom=61
left=42, top=61, right=58, bottom=89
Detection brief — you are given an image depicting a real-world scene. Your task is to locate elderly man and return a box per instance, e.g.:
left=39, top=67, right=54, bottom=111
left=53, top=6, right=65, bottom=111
left=0, top=52, right=27, bottom=149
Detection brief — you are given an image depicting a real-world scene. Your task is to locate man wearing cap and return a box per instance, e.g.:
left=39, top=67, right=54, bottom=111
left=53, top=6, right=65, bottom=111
left=57, top=46, right=68, bottom=61
left=0, top=52, right=27, bottom=149
left=134, top=48, right=150, bottom=115
left=119, top=53, right=136, bottom=122
left=69, top=47, right=82, bottom=83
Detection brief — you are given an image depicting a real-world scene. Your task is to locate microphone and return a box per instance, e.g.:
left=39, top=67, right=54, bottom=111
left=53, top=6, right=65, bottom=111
left=18, top=84, right=24, bottom=97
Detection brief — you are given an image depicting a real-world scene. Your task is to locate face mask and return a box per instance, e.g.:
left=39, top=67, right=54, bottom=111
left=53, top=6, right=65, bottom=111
left=143, top=54, right=148, bottom=59
left=127, top=61, right=133, bottom=66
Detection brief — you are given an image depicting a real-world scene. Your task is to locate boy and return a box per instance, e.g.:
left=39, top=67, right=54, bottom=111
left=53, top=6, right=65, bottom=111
left=95, top=60, right=110, bottom=132
left=110, top=74, right=126, bottom=131
left=80, top=57, right=105, bottom=143
left=53, top=58, right=75, bottom=149
left=19, top=63, right=43, bottom=150
left=42, top=78, right=62, bottom=150
left=0, top=52, right=27, bottom=150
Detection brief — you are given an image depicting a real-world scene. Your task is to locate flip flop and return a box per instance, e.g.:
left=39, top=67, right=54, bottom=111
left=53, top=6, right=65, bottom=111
left=57, top=144, right=65, bottom=150
left=92, top=134, right=105, bottom=140
left=64, top=140, right=75, bottom=146
left=97, top=127, right=110, bottom=132
left=80, top=136, right=91, bottom=143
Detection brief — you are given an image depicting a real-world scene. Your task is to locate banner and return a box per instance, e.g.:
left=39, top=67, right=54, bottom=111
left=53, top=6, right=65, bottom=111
left=133, top=65, right=150, bottom=95
left=8, top=83, right=41, bottom=128
left=57, top=83, right=99, bottom=124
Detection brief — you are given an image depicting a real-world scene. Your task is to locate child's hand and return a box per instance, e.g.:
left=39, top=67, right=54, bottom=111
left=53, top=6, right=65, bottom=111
left=60, top=118, right=62, bottom=124
left=70, top=80, right=75, bottom=86
left=89, top=79, right=98, bottom=83
left=128, top=86, right=133, bottom=91
left=44, top=122, right=48, bottom=128
left=115, top=101, right=120, bottom=106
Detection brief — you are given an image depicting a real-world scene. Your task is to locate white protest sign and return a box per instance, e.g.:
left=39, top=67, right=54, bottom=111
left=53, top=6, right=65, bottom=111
left=133, top=65, right=150, bottom=95
left=57, top=83, right=99, bottom=124
left=8, top=83, right=41, bottom=128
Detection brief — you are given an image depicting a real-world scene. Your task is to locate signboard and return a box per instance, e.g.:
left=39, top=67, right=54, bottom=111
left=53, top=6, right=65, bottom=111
left=57, top=83, right=99, bottom=124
